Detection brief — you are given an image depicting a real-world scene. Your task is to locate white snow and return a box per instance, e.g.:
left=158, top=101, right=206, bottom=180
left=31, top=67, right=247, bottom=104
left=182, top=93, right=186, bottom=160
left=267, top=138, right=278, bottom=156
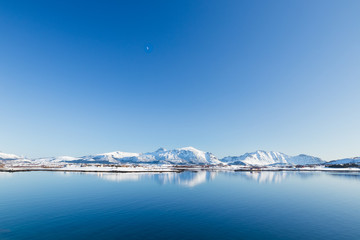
left=0, top=148, right=359, bottom=169
left=82, top=151, right=140, bottom=163
left=0, top=152, right=23, bottom=160
left=325, top=157, right=360, bottom=165
left=221, top=150, right=324, bottom=166
left=77, top=147, right=221, bottom=165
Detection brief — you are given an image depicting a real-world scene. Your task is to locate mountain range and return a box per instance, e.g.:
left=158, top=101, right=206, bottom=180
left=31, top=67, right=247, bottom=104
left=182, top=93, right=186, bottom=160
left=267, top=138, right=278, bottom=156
left=0, top=147, right=358, bottom=166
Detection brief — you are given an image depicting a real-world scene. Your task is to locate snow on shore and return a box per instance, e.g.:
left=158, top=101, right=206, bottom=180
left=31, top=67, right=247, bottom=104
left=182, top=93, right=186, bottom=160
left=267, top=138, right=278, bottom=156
left=1, top=164, right=360, bottom=173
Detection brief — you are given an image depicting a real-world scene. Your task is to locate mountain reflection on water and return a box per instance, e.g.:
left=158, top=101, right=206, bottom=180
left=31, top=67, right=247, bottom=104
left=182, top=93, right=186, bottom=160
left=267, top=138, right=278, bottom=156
left=89, top=170, right=360, bottom=186
left=1, top=169, right=360, bottom=240
left=93, top=171, right=218, bottom=187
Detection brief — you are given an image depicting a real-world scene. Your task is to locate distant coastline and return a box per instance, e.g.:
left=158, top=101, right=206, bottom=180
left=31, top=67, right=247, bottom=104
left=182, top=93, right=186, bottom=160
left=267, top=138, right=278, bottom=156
left=1, top=147, right=360, bottom=168
left=1, top=165, right=360, bottom=173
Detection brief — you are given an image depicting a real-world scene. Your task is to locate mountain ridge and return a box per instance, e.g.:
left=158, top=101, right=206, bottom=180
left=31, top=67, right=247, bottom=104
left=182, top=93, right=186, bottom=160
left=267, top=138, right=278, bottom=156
left=1, top=148, right=359, bottom=166
left=221, top=150, right=324, bottom=166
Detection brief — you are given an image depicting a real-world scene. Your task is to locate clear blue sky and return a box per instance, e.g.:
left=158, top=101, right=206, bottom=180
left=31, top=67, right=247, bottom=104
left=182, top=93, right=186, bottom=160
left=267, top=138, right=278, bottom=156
left=1, top=0, right=359, bottom=160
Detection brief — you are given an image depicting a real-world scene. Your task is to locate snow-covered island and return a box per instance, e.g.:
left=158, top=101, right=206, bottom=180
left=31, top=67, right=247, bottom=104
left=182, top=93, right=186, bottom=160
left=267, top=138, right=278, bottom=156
left=1, top=147, right=360, bottom=173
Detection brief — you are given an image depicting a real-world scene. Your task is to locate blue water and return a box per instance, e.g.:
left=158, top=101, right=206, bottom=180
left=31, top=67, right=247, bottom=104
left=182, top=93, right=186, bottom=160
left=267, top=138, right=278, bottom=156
left=0, top=171, right=359, bottom=239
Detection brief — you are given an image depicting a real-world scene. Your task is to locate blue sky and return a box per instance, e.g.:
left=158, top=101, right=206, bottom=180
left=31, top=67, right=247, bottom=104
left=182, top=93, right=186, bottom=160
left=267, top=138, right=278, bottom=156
left=0, top=0, right=359, bottom=160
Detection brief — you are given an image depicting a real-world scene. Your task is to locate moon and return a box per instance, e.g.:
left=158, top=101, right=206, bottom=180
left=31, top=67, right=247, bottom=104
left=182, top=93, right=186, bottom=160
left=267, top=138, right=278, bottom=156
left=145, top=44, right=152, bottom=53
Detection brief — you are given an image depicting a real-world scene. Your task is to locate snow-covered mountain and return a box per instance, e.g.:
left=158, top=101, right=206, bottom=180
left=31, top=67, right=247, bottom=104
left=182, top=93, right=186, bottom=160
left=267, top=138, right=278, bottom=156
left=81, top=151, right=140, bottom=164
left=325, top=157, right=360, bottom=166
left=0, top=152, right=23, bottom=161
left=3, top=147, right=220, bottom=165
left=81, top=147, right=221, bottom=165
left=3, top=148, right=359, bottom=167
left=221, top=150, right=324, bottom=166
left=0, top=152, right=34, bottom=165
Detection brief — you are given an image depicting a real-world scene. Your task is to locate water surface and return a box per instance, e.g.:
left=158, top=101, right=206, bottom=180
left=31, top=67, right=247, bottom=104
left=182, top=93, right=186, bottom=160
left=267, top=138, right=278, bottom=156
left=0, top=171, right=359, bottom=239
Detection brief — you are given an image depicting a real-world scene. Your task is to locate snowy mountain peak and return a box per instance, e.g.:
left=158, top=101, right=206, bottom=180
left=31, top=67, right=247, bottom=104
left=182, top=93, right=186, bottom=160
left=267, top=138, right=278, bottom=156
left=0, top=152, right=23, bottom=161
left=221, top=150, right=324, bottom=166
left=178, top=146, right=200, bottom=152
left=325, top=157, right=360, bottom=166
left=66, top=147, right=222, bottom=165
left=156, top=147, right=167, bottom=152
left=84, top=151, right=140, bottom=163
left=0, top=148, right=333, bottom=167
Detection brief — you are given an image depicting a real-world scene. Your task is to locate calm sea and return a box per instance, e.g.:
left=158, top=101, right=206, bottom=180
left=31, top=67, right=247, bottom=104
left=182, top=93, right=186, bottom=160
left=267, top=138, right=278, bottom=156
left=0, top=171, right=359, bottom=239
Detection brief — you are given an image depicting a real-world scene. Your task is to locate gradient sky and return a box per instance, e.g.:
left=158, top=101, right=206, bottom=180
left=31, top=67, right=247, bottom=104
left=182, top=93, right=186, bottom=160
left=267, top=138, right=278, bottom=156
left=1, top=0, right=360, bottom=160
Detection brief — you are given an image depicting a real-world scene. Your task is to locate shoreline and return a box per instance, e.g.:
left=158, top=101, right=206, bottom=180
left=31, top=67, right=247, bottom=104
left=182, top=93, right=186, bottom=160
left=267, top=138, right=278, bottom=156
left=1, top=166, right=360, bottom=173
